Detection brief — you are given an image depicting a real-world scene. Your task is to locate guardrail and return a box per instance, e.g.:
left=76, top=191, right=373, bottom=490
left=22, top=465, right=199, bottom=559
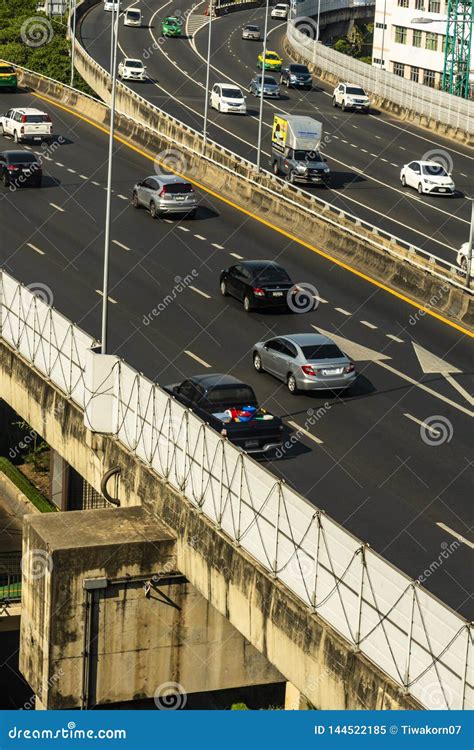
left=1, top=268, right=472, bottom=710
left=286, top=20, right=473, bottom=140
left=66, top=0, right=469, bottom=292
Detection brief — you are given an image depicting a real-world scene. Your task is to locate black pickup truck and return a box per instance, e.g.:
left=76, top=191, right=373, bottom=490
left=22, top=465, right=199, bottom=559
left=164, top=373, right=283, bottom=455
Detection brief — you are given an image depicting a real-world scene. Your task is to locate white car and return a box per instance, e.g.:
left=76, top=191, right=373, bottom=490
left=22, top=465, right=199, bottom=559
left=400, top=160, right=455, bottom=195
left=124, top=7, right=142, bottom=25
left=332, top=82, right=370, bottom=112
left=271, top=3, right=289, bottom=18
left=118, top=58, right=146, bottom=81
left=0, top=107, right=52, bottom=143
left=104, top=0, right=121, bottom=11
left=210, top=84, right=246, bottom=114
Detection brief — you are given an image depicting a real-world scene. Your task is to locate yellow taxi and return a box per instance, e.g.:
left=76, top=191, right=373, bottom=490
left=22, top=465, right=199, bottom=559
left=257, top=50, right=283, bottom=72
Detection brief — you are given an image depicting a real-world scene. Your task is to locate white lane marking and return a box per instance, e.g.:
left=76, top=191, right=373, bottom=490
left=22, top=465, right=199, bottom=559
left=26, top=243, right=45, bottom=255
left=184, top=350, right=211, bottom=368
left=351, top=143, right=357, bottom=148
left=79, top=174, right=88, bottom=179
left=212, top=243, right=224, bottom=249
left=112, top=240, right=130, bottom=251
left=178, top=226, right=190, bottom=232
left=444, top=374, right=474, bottom=407
left=95, top=289, right=118, bottom=304
left=436, top=522, right=474, bottom=549
left=49, top=203, right=64, bottom=212
left=370, top=153, right=377, bottom=157
left=42, top=155, right=52, bottom=161
left=230, top=252, right=244, bottom=259
left=189, top=285, right=211, bottom=299
left=403, top=412, right=441, bottom=436
left=361, top=148, right=368, bottom=153
left=288, top=420, right=323, bottom=445
left=194, top=234, right=206, bottom=240
left=386, top=334, right=404, bottom=343
left=390, top=162, right=398, bottom=167
left=117, top=194, right=127, bottom=200
left=360, top=320, right=377, bottom=329
left=381, top=158, right=388, bottom=163
left=67, top=168, right=76, bottom=173
left=92, top=180, right=100, bottom=186
left=335, top=307, right=351, bottom=316
left=23, top=145, right=31, bottom=150
left=375, top=135, right=382, bottom=139
left=55, top=162, right=64, bottom=167
left=341, top=139, right=348, bottom=143
left=400, top=146, right=406, bottom=150
left=314, top=295, right=328, bottom=304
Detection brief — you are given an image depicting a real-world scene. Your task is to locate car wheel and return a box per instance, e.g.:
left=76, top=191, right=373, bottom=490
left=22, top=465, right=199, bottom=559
left=460, top=256, right=467, bottom=271
left=342, top=101, right=347, bottom=111
left=287, top=170, right=295, bottom=184
left=2, top=172, right=10, bottom=188
left=417, top=183, right=424, bottom=195
left=0, top=124, right=3, bottom=136
left=220, top=279, right=228, bottom=296
left=150, top=200, right=158, bottom=218
left=13, top=130, right=19, bottom=143
left=401, top=175, right=406, bottom=187
left=243, top=294, right=253, bottom=312
left=188, top=208, right=197, bottom=219
left=272, top=160, right=280, bottom=176
left=287, top=373, right=298, bottom=394
left=253, top=353, right=263, bottom=372
left=132, top=191, right=140, bottom=208
left=332, top=97, right=337, bottom=107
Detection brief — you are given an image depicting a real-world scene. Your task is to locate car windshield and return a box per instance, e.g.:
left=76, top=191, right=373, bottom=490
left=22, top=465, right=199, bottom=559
left=0, top=66, right=15, bottom=74
left=294, top=150, right=319, bottom=161
left=263, top=76, right=276, bottom=84
left=291, top=65, right=309, bottom=74
left=254, top=267, right=291, bottom=283
left=347, top=86, right=366, bottom=95
left=267, top=53, right=279, bottom=59
left=127, top=11, right=140, bottom=18
left=125, top=60, right=143, bottom=67
left=207, top=386, right=257, bottom=407
left=165, top=17, right=179, bottom=23
left=8, top=153, right=38, bottom=164
left=25, top=115, right=49, bottom=123
left=164, top=182, right=193, bottom=194
left=302, top=344, right=344, bottom=360
left=246, top=25, right=259, bottom=31
left=222, top=88, right=242, bottom=98
left=422, top=164, right=447, bottom=177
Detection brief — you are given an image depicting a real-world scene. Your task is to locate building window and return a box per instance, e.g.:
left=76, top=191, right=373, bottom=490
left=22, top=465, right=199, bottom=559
left=373, top=57, right=386, bottom=65
left=410, top=66, right=419, bottom=82
left=428, top=0, right=440, bottom=11
left=376, top=22, right=387, bottom=29
left=440, top=35, right=446, bottom=53
left=423, top=69, right=436, bottom=87
left=393, top=62, right=406, bottom=77
left=395, top=26, right=407, bottom=44
left=414, top=0, right=424, bottom=8
left=425, top=32, right=438, bottom=51
left=413, top=29, right=422, bottom=47
left=398, top=0, right=409, bottom=6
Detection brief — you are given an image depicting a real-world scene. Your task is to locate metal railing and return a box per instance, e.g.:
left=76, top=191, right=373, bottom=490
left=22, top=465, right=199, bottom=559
left=1, top=269, right=472, bottom=711
left=0, top=553, right=22, bottom=605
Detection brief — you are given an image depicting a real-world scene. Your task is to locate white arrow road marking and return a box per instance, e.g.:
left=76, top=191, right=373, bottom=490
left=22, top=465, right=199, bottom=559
left=314, top=327, right=473, bottom=417
left=287, top=420, right=324, bottom=445
left=413, top=342, right=472, bottom=405
left=436, top=522, right=474, bottom=549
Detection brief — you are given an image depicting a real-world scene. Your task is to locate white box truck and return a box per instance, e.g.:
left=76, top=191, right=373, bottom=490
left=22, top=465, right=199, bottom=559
left=271, top=114, right=330, bottom=186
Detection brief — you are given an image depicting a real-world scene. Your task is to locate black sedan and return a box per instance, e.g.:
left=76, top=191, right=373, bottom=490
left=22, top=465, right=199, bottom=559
left=0, top=150, right=42, bottom=188
left=220, top=260, right=312, bottom=312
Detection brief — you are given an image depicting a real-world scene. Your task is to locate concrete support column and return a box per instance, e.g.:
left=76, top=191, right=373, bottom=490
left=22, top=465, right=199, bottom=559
left=49, top=449, right=69, bottom=510
left=285, top=681, right=310, bottom=710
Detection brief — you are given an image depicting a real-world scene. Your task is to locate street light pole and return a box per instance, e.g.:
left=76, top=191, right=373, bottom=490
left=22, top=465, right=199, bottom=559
left=380, top=0, right=387, bottom=69
left=256, top=0, right=269, bottom=172
left=466, top=199, right=474, bottom=288
left=101, top=2, right=119, bottom=355
left=202, top=1, right=213, bottom=152
left=109, top=0, right=116, bottom=73
left=70, top=0, right=77, bottom=88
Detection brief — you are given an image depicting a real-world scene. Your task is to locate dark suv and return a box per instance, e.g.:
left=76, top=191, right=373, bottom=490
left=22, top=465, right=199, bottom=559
left=280, top=64, right=312, bottom=90
left=0, top=150, right=42, bottom=188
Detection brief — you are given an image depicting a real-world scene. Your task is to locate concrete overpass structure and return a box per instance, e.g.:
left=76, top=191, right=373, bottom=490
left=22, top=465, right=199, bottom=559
left=1, top=271, right=471, bottom=711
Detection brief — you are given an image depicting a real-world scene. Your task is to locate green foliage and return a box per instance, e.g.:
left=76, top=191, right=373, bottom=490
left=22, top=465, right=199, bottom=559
left=230, top=702, right=250, bottom=710
left=333, top=23, right=374, bottom=62
left=0, top=0, right=93, bottom=94
left=0, top=457, right=57, bottom=513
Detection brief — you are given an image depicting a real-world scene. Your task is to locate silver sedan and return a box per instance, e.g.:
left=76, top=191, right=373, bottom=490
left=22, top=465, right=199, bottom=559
left=242, top=24, right=261, bottom=40
left=249, top=74, right=280, bottom=98
left=253, top=333, right=356, bottom=394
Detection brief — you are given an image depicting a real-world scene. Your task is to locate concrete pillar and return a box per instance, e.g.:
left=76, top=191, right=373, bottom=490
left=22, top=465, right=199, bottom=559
left=285, top=681, right=310, bottom=710
left=49, top=449, right=69, bottom=510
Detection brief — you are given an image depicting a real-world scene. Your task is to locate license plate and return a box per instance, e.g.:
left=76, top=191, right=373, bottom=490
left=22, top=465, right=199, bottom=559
left=439, top=188, right=447, bottom=192
left=322, top=368, right=343, bottom=376
left=175, top=196, right=185, bottom=201
left=272, top=291, right=284, bottom=297
left=245, top=439, right=259, bottom=448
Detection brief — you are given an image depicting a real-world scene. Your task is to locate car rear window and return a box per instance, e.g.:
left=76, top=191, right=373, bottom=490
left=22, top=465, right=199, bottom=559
left=207, top=386, right=257, bottom=406
left=290, top=65, right=309, bottom=74
left=127, top=10, right=140, bottom=18
left=8, top=153, right=39, bottom=164
left=302, top=344, right=344, bottom=360
left=347, top=86, right=366, bottom=95
left=254, top=267, right=291, bottom=283
left=25, top=115, right=49, bottom=123
left=165, top=182, right=193, bottom=194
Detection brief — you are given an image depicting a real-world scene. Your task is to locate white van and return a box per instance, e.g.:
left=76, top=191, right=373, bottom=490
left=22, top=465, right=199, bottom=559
left=124, top=7, right=142, bottom=26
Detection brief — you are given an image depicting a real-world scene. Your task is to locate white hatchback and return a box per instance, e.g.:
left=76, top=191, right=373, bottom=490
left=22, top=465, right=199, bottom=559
left=271, top=3, right=289, bottom=18
left=210, top=84, right=246, bottom=114
left=118, top=58, right=146, bottom=81
left=124, top=7, right=142, bottom=25
left=0, top=107, right=52, bottom=143
left=400, top=160, right=455, bottom=195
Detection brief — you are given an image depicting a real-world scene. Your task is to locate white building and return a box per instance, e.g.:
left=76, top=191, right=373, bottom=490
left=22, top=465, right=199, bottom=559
left=372, top=0, right=449, bottom=88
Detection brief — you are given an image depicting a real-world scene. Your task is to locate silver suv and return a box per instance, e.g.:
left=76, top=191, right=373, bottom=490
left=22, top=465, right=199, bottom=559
left=132, top=175, right=198, bottom=218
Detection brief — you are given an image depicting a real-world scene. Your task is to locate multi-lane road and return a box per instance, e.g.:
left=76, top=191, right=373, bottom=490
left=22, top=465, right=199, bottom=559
left=78, top=0, right=474, bottom=266
left=0, top=84, right=472, bottom=616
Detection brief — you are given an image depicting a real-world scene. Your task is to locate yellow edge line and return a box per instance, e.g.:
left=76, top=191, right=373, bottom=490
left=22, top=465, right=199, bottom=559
left=33, top=91, right=473, bottom=339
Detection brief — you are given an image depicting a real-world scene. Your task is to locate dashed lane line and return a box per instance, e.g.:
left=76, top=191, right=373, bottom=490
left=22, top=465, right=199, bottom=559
left=212, top=243, right=224, bottom=249
left=95, top=289, right=118, bottom=304
left=436, top=522, right=474, bottom=549
left=288, top=420, right=324, bottom=445
left=335, top=307, right=351, bottom=316
left=194, top=234, right=206, bottom=240
left=387, top=334, right=404, bottom=343
left=49, top=203, right=64, bottom=212
left=178, top=226, right=190, bottom=232
left=112, top=240, right=130, bottom=251
left=230, top=252, right=244, bottom=259
left=189, top=285, right=211, bottom=299
left=26, top=243, right=45, bottom=255
left=360, top=320, right=377, bottom=329
left=184, top=350, right=211, bottom=368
